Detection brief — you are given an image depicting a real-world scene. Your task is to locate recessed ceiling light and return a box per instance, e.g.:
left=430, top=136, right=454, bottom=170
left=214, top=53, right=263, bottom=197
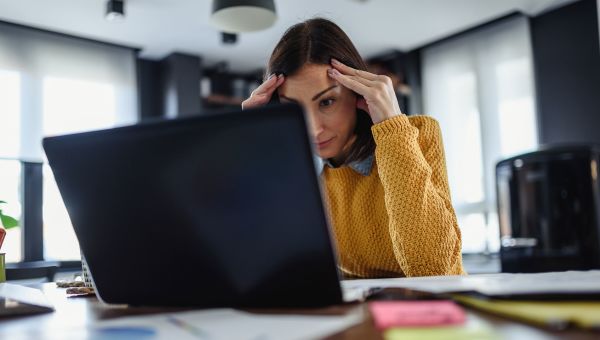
left=106, top=0, right=125, bottom=22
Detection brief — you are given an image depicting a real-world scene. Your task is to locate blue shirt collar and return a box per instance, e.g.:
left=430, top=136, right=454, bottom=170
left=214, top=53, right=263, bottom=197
left=318, top=154, right=374, bottom=176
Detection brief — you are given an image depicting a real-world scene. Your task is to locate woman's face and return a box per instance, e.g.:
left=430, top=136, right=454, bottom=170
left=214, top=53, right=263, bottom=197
left=278, top=63, right=358, bottom=162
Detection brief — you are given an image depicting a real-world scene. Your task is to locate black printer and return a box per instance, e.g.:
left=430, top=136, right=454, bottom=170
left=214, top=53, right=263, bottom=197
left=496, top=145, right=600, bottom=273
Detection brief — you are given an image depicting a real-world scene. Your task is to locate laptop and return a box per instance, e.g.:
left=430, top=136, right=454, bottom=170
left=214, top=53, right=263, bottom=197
left=43, top=103, right=371, bottom=308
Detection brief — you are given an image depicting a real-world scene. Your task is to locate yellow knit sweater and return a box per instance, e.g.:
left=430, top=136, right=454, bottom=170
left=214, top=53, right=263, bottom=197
left=322, top=114, right=465, bottom=278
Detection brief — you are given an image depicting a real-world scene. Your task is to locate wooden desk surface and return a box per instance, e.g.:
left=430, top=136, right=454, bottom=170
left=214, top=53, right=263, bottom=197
left=0, top=283, right=597, bottom=339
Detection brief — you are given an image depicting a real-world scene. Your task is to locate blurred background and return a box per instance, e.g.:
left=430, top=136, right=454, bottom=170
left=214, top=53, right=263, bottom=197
left=0, top=0, right=599, bottom=275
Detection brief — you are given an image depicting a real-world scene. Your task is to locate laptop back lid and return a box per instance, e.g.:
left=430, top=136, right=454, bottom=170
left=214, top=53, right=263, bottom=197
left=43, top=104, right=342, bottom=307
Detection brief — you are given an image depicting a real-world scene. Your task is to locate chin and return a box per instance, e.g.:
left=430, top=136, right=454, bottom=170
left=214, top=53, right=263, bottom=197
left=316, top=149, right=338, bottom=160
left=315, top=151, right=329, bottom=159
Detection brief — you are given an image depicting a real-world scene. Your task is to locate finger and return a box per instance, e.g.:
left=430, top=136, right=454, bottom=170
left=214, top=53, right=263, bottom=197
left=252, top=74, right=279, bottom=96
left=243, top=76, right=284, bottom=110
left=251, top=92, right=273, bottom=103
left=275, top=74, right=285, bottom=87
left=260, top=74, right=285, bottom=95
left=356, top=97, right=369, bottom=112
left=261, top=74, right=285, bottom=96
left=328, top=68, right=370, bottom=96
left=242, top=94, right=269, bottom=109
left=344, top=74, right=377, bottom=88
left=331, top=59, right=378, bottom=81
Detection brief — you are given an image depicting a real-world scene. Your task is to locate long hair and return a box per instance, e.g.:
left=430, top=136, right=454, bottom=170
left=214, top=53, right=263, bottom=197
left=266, top=18, right=375, bottom=164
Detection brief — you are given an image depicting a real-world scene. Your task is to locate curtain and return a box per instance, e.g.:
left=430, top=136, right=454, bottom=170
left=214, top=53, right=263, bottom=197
left=0, top=22, right=138, bottom=161
left=421, top=16, right=538, bottom=253
left=0, top=22, right=138, bottom=260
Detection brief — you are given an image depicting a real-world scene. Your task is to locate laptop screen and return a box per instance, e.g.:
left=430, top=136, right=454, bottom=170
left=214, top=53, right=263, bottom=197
left=43, top=104, right=343, bottom=307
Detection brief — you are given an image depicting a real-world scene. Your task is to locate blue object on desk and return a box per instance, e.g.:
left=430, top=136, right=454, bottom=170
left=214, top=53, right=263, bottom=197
left=92, top=327, right=157, bottom=339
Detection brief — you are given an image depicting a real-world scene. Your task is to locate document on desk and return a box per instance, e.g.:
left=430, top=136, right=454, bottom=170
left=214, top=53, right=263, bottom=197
left=85, top=308, right=364, bottom=340
left=452, top=294, right=600, bottom=330
left=0, top=283, right=54, bottom=316
left=342, top=270, right=600, bottom=297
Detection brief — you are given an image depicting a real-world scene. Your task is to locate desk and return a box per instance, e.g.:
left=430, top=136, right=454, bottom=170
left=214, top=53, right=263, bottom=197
left=0, top=283, right=597, bottom=339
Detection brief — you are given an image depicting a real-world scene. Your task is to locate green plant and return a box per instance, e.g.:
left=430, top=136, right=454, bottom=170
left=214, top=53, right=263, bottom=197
left=0, top=201, right=19, bottom=229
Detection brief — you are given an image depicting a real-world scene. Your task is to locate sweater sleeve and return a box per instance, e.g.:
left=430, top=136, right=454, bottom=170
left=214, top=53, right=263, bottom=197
left=371, top=114, right=465, bottom=277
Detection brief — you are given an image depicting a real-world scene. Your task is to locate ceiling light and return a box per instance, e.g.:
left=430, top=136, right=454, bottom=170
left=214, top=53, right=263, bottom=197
left=106, top=0, right=125, bottom=21
left=221, top=32, right=238, bottom=45
left=211, top=0, right=277, bottom=33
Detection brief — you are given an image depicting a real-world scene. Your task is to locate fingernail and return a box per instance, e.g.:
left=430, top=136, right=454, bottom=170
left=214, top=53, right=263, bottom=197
left=331, top=58, right=340, bottom=65
left=267, top=74, right=276, bottom=80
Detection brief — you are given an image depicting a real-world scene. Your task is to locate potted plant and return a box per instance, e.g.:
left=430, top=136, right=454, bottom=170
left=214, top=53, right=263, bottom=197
left=0, top=200, right=19, bottom=246
left=0, top=200, right=18, bottom=282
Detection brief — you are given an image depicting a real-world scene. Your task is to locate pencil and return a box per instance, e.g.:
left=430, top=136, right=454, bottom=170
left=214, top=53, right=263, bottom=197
left=167, top=315, right=211, bottom=339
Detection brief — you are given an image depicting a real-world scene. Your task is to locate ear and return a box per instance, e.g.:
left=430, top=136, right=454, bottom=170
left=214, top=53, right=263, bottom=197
left=356, top=96, right=369, bottom=113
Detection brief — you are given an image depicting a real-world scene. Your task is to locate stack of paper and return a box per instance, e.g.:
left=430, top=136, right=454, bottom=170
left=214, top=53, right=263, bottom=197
left=368, top=300, right=497, bottom=340
left=343, top=271, right=600, bottom=331
left=342, top=270, right=600, bottom=296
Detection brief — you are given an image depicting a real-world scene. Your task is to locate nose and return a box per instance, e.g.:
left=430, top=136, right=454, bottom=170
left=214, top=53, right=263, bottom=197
left=305, top=109, right=324, bottom=140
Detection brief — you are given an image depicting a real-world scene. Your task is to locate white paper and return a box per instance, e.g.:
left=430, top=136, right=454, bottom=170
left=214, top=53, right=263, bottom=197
left=83, top=307, right=364, bottom=340
left=0, top=283, right=54, bottom=309
left=342, top=270, right=600, bottom=296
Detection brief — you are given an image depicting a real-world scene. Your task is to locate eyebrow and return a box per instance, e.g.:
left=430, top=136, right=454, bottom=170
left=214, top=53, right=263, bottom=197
left=312, top=85, right=338, bottom=101
left=279, top=94, right=297, bottom=103
left=279, top=85, right=338, bottom=103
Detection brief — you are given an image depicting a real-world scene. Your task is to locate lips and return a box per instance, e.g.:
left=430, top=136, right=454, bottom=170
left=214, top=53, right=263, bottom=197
left=316, top=137, right=335, bottom=148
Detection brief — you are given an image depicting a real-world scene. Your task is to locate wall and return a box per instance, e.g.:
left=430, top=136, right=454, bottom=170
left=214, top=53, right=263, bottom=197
left=531, top=0, right=600, bottom=145
left=137, top=58, right=163, bottom=120
left=162, top=53, right=202, bottom=118
left=137, top=52, right=202, bottom=120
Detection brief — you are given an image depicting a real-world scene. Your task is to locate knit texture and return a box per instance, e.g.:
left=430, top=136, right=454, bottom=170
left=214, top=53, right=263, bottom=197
left=322, top=114, right=465, bottom=278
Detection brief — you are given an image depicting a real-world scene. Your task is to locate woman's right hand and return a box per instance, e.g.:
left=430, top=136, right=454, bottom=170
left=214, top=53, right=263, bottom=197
left=241, top=74, right=285, bottom=110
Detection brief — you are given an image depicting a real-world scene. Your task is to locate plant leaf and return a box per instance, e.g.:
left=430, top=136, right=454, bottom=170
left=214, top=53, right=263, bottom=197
left=0, top=214, right=18, bottom=229
left=0, top=201, right=6, bottom=204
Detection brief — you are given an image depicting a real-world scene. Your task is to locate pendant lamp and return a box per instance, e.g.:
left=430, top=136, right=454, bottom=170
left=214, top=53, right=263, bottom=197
left=211, top=0, right=277, bottom=33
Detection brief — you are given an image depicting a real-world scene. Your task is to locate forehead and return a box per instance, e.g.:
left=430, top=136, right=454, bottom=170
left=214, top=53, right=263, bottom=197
left=279, top=63, right=335, bottom=98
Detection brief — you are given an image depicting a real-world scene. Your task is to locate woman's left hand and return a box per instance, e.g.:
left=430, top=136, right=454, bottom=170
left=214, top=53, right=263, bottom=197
left=328, top=59, right=402, bottom=124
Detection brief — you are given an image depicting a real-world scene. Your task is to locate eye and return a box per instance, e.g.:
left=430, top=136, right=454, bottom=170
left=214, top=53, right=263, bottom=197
left=319, top=98, right=335, bottom=107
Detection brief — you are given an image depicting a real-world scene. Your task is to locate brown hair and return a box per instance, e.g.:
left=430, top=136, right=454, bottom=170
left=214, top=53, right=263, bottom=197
left=266, top=18, right=375, bottom=165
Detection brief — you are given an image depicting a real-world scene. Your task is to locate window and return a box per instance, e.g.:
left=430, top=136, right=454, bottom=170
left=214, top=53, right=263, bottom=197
left=422, top=16, right=538, bottom=253
left=0, top=69, right=22, bottom=263
left=0, top=160, right=22, bottom=263
left=0, top=70, right=20, bottom=158
left=42, top=78, right=121, bottom=260
left=0, top=23, right=138, bottom=262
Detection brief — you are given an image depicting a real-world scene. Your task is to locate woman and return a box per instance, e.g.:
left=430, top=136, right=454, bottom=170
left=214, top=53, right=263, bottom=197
left=242, top=18, right=465, bottom=278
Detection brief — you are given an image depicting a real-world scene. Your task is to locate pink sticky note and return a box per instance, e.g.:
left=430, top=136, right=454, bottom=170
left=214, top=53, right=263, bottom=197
left=369, top=300, right=466, bottom=329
